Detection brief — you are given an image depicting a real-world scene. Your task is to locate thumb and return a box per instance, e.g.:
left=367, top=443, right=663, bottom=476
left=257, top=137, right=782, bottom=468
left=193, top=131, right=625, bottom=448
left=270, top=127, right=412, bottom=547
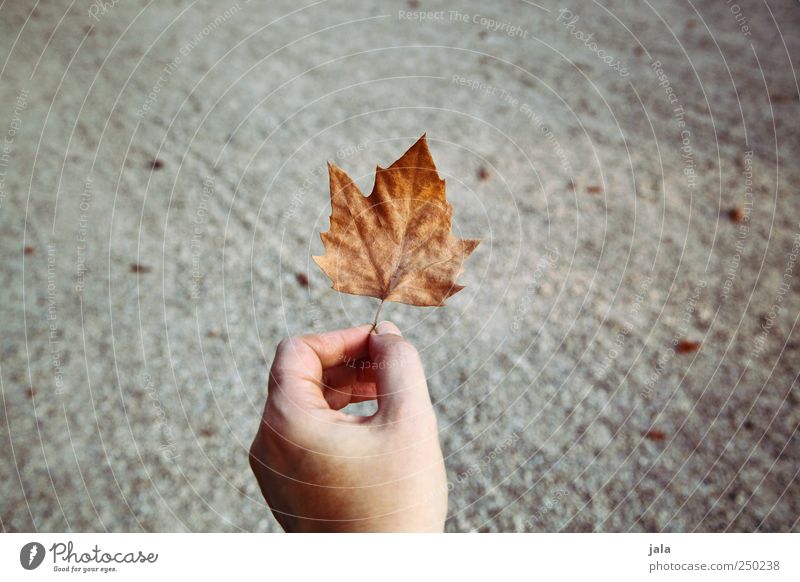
left=368, top=321, right=432, bottom=420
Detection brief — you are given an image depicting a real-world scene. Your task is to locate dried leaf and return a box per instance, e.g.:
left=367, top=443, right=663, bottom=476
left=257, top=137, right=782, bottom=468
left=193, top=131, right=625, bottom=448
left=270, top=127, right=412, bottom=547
left=728, top=207, right=745, bottom=223
left=314, top=135, right=479, bottom=308
left=769, top=93, right=796, bottom=104
left=296, top=272, right=310, bottom=288
left=676, top=339, right=701, bottom=354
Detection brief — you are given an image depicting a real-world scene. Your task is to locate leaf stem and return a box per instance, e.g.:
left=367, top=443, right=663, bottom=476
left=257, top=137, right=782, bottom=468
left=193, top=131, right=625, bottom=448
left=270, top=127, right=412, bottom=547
left=370, top=299, right=386, bottom=333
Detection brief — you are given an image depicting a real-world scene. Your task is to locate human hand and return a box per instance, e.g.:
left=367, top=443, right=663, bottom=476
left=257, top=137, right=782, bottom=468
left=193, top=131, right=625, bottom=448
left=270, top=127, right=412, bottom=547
left=249, top=321, right=447, bottom=532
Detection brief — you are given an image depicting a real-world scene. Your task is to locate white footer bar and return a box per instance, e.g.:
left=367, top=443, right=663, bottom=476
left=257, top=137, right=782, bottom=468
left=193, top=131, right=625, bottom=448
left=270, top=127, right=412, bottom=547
left=1, top=533, right=797, bottom=580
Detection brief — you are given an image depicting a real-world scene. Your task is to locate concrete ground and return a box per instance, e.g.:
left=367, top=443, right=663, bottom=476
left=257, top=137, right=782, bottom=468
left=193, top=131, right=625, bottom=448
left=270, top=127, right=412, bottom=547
left=1, top=0, right=798, bottom=532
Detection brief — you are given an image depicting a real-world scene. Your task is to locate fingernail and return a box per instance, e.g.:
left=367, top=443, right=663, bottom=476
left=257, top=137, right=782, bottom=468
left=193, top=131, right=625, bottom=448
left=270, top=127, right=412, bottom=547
left=376, top=321, right=402, bottom=336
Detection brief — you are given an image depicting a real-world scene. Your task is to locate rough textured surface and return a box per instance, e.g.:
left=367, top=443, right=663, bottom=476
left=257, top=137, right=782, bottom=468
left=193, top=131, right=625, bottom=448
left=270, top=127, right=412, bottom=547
left=1, top=0, right=798, bottom=532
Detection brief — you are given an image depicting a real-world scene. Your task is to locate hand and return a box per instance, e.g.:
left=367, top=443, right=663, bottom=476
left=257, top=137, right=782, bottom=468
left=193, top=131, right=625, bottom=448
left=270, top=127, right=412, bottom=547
left=249, top=321, right=447, bottom=532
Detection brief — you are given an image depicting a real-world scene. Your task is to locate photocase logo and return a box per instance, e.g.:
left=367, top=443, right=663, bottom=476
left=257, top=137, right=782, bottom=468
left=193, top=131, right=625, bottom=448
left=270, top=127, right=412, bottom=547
left=20, top=542, right=46, bottom=570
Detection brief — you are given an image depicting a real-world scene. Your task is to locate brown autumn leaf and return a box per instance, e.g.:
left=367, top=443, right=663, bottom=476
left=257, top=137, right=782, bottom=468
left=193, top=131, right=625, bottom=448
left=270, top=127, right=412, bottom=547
left=313, top=135, right=479, bottom=319
left=728, top=207, right=745, bottom=223
left=676, top=339, right=701, bottom=354
left=644, top=429, right=667, bottom=442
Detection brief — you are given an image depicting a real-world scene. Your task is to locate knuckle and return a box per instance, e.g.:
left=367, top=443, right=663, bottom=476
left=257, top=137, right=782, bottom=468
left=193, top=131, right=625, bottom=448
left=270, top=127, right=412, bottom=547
left=306, top=332, right=335, bottom=353
left=276, top=336, right=302, bottom=356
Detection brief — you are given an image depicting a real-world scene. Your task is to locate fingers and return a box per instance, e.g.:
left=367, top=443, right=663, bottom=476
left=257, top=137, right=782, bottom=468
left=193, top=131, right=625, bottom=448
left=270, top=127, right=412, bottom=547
left=321, top=362, right=377, bottom=409
left=265, top=322, right=431, bottom=420
left=322, top=383, right=377, bottom=410
left=274, top=325, right=373, bottom=373
left=368, top=321, right=432, bottom=419
left=269, top=325, right=372, bottom=411
left=322, top=361, right=377, bottom=388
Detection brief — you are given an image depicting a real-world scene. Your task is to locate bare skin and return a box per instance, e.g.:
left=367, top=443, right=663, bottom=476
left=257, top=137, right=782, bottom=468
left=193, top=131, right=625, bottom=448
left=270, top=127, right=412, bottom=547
left=249, top=321, right=447, bottom=532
